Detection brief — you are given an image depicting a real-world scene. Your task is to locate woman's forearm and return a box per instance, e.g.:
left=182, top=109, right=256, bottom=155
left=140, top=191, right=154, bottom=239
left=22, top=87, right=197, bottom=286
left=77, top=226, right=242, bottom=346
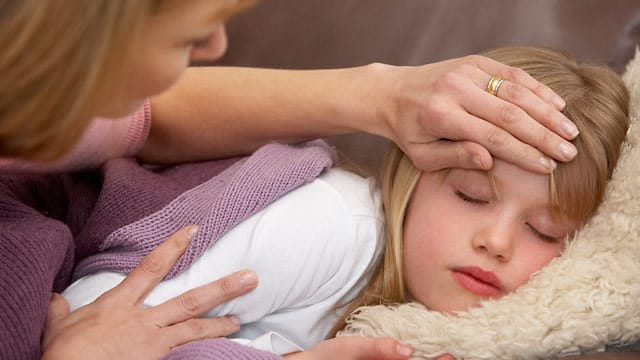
left=140, top=65, right=379, bottom=164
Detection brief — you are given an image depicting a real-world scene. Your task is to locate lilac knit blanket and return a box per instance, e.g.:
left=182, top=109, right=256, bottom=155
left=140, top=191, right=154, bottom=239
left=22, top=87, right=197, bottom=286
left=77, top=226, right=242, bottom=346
left=75, top=140, right=336, bottom=280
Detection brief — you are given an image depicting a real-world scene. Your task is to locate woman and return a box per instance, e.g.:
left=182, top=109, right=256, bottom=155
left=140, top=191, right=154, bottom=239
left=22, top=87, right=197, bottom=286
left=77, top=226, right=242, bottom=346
left=1, top=1, right=578, bottom=359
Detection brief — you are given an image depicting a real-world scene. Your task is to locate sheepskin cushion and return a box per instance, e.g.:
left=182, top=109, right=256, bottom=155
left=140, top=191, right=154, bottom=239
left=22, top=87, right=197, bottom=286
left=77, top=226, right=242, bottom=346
left=338, top=50, right=640, bottom=359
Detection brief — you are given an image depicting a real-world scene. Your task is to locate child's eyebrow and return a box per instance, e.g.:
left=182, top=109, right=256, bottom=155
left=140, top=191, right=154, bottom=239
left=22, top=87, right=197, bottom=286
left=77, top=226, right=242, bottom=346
left=444, top=168, right=501, bottom=199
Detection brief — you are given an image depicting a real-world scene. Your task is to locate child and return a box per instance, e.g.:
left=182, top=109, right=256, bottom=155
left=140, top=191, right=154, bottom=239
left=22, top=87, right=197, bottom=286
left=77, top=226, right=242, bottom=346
left=331, top=46, right=630, bottom=332
left=62, top=46, right=629, bottom=358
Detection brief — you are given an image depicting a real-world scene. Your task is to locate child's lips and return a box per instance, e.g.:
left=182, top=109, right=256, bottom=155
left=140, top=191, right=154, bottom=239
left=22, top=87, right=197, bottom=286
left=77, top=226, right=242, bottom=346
left=451, top=266, right=504, bottom=297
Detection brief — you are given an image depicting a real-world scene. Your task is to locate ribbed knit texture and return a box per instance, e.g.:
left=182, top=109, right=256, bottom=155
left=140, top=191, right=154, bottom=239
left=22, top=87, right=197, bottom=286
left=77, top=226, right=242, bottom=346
left=162, top=338, right=281, bottom=360
left=0, top=100, right=151, bottom=173
left=75, top=140, right=335, bottom=279
left=0, top=174, right=76, bottom=359
left=0, top=140, right=334, bottom=359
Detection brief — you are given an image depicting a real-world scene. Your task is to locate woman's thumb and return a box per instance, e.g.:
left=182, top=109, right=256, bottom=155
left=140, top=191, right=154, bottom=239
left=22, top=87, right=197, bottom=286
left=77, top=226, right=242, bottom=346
left=42, top=292, right=70, bottom=346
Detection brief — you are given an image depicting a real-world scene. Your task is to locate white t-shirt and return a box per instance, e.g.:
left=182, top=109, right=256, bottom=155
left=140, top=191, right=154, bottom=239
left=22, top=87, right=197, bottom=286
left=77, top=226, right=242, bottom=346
left=63, top=168, right=384, bottom=354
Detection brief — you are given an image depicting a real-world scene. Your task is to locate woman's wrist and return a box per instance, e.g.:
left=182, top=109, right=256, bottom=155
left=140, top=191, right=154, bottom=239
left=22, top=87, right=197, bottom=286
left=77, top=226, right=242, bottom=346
left=337, top=62, right=399, bottom=140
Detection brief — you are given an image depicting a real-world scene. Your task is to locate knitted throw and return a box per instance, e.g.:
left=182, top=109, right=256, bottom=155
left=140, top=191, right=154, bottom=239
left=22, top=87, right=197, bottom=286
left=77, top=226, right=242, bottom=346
left=75, top=139, right=336, bottom=280
left=338, top=51, right=640, bottom=359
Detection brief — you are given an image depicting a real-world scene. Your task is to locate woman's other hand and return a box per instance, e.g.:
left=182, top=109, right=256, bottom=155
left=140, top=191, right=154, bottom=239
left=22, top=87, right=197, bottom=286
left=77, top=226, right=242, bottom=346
left=42, top=225, right=258, bottom=360
left=283, top=336, right=413, bottom=360
left=372, top=55, right=579, bottom=173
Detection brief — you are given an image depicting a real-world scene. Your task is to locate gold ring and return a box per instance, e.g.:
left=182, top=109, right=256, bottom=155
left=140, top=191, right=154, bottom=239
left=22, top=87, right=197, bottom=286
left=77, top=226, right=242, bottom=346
left=486, top=76, right=505, bottom=96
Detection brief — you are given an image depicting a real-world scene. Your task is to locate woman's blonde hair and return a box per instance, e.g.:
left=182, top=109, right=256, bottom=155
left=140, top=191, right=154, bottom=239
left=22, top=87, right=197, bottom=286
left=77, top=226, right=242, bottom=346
left=0, top=0, right=256, bottom=162
left=331, top=46, right=629, bottom=336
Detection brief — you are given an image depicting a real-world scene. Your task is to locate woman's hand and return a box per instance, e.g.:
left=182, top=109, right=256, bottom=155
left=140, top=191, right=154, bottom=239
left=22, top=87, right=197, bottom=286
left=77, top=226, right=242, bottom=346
left=370, top=55, right=579, bottom=173
left=283, top=336, right=413, bottom=360
left=42, top=225, right=258, bottom=360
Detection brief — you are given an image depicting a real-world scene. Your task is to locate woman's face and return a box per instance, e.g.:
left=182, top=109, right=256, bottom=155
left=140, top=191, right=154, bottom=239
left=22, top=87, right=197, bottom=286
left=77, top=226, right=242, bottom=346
left=402, top=159, right=576, bottom=312
left=99, top=0, right=235, bottom=118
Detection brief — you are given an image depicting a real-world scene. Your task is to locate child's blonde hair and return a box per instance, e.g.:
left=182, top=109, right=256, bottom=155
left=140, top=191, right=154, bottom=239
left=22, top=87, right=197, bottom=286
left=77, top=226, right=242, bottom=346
left=0, top=0, right=256, bottom=162
left=331, top=46, right=629, bottom=336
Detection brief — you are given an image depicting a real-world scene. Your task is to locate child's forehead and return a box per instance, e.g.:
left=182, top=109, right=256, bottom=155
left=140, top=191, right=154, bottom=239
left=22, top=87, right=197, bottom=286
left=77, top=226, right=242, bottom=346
left=441, top=168, right=497, bottom=195
left=443, top=160, right=551, bottom=198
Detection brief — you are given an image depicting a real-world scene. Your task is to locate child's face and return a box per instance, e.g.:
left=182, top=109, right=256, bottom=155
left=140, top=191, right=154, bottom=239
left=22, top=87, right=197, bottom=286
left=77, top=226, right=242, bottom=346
left=402, top=159, right=576, bottom=312
left=101, top=0, right=235, bottom=118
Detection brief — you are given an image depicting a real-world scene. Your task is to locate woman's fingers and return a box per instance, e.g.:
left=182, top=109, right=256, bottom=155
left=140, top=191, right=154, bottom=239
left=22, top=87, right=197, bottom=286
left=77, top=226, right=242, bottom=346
left=417, top=56, right=579, bottom=173
left=325, top=337, right=413, bottom=360
left=435, top=354, right=457, bottom=360
left=474, top=88, right=576, bottom=164
left=113, top=225, right=198, bottom=305
left=42, top=226, right=260, bottom=358
left=285, top=337, right=412, bottom=360
left=406, top=139, right=492, bottom=172
left=150, top=269, right=258, bottom=327
left=469, top=55, right=566, bottom=111
left=160, top=316, right=241, bottom=348
left=456, top=57, right=579, bottom=157
left=447, top=85, right=571, bottom=172
left=472, top=56, right=580, bottom=158
left=486, top=78, right=579, bottom=138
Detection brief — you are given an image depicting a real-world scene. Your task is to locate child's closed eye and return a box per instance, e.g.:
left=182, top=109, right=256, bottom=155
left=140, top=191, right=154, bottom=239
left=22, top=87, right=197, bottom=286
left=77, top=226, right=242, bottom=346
left=454, top=190, right=488, bottom=205
left=526, top=223, right=561, bottom=243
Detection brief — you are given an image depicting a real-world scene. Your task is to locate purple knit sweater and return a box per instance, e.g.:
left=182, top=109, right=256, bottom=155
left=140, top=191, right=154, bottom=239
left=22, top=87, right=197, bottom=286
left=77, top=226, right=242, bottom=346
left=0, top=141, right=334, bottom=359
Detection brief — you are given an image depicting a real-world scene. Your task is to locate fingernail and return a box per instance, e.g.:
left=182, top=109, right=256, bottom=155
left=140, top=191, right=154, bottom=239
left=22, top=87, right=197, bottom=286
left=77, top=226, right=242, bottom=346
left=239, top=270, right=258, bottom=287
left=562, top=121, right=579, bottom=138
left=539, top=156, right=557, bottom=172
left=229, top=315, right=241, bottom=327
left=559, top=142, right=577, bottom=159
left=472, top=154, right=485, bottom=169
left=186, top=225, right=199, bottom=241
left=177, top=225, right=199, bottom=247
left=552, top=95, right=566, bottom=109
left=396, top=343, right=413, bottom=357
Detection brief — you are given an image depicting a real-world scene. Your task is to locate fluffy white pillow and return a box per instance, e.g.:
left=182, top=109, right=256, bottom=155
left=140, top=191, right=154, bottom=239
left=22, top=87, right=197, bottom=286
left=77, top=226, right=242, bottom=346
left=339, top=50, right=640, bottom=359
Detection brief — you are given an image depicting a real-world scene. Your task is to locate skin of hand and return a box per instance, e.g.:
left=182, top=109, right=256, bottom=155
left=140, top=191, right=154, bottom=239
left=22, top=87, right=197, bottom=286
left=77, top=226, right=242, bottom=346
left=369, top=55, right=579, bottom=174
left=282, top=336, right=414, bottom=360
left=143, top=56, right=577, bottom=174
left=282, top=337, right=462, bottom=360
left=41, top=225, right=258, bottom=360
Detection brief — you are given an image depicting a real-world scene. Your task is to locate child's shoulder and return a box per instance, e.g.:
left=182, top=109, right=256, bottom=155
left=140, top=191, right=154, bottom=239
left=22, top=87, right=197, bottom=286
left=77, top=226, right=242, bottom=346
left=313, top=167, right=382, bottom=219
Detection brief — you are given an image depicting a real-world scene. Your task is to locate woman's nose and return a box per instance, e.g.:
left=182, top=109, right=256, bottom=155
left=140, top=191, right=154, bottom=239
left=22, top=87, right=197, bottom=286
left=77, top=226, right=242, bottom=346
left=471, top=222, right=515, bottom=262
left=189, top=25, right=228, bottom=62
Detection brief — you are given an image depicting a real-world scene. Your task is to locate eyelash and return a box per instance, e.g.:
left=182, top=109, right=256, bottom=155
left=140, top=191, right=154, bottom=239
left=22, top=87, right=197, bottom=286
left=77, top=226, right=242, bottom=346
left=526, top=223, right=560, bottom=243
left=454, top=190, right=487, bottom=205
left=527, top=223, right=560, bottom=243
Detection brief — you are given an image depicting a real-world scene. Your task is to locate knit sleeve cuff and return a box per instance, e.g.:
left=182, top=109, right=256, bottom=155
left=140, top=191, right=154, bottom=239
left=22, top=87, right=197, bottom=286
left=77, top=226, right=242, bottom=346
left=162, top=338, right=283, bottom=360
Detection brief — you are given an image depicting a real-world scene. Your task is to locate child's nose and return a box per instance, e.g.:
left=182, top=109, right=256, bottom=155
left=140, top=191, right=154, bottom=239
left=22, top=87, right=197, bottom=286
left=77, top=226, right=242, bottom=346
left=472, top=223, right=515, bottom=262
